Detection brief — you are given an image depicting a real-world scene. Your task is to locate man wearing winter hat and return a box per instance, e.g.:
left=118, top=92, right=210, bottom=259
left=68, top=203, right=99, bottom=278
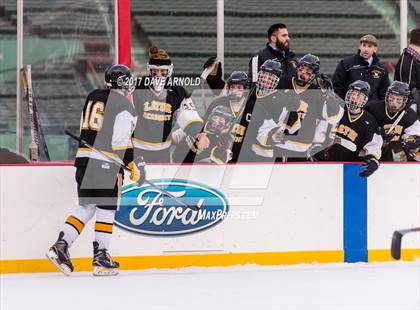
left=332, top=34, right=390, bottom=102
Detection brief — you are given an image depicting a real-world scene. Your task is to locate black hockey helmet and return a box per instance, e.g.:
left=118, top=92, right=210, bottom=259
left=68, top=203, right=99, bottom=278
left=296, top=54, right=320, bottom=86
left=227, top=71, right=249, bottom=101
left=104, top=64, right=135, bottom=95
left=385, top=81, right=410, bottom=113
left=227, top=71, right=249, bottom=88
left=349, top=80, right=371, bottom=95
left=257, top=60, right=282, bottom=96
left=260, top=59, right=283, bottom=77
left=205, top=105, right=234, bottom=134
left=298, top=54, right=320, bottom=74
left=345, top=80, right=371, bottom=113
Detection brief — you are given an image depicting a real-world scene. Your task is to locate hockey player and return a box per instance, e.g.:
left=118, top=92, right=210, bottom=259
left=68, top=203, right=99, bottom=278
left=267, top=54, right=344, bottom=161
left=366, top=81, right=420, bottom=161
left=132, top=45, right=204, bottom=162
left=188, top=106, right=236, bottom=163
left=326, top=80, right=382, bottom=176
left=46, top=64, right=144, bottom=276
left=241, top=59, right=302, bottom=161
left=173, top=71, right=250, bottom=163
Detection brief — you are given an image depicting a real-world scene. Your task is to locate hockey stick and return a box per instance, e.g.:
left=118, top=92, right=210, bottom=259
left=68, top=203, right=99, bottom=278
left=21, top=65, right=50, bottom=161
left=387, top=110, right=406, bottom=135
left=65, top=130, right=199, bottom=211
left=391, top=227, right=420, bottom=260
left=21, top=66, right=40, bottom=161
left=334, top=136, right=357, bottom=152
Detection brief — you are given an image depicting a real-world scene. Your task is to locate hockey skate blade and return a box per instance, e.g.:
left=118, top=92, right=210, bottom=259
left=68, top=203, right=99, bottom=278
left=93, top=266, right=119, bottom=276
left=46, top=250, right=72, bottom=276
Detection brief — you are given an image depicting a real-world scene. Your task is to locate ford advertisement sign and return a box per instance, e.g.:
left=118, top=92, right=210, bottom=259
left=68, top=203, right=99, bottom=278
left=115, top=179, right=229, bottom=236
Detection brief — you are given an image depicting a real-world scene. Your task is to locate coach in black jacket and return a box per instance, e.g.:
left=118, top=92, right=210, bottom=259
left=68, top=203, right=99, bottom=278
left=249, top=23, right=297, bottom=83
left=332, top=35, right=390, bottom=102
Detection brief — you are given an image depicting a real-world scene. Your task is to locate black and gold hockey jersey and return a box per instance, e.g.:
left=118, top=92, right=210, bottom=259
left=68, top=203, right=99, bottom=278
left=75, top=89, right=137, bottom=167
left=172, top=89, right=257, bottom=163
left=132, top=82, right=203, bottom=159
left=366, top=100, right=420, bottom=161
left=204, top=94, right=256, bottom=162
left=327, top=108, right=382, bottom=161
left=273, top=77, right=344, bottom=158
left=241, top=89, right=300, bottom=161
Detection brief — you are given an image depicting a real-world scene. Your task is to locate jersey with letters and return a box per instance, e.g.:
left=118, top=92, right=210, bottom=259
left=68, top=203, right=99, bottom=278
left=242, top=89, right=300, bottom=160
left=132, top=82, right=203, bottom=153
left=75, top=89, right=137, bottom=167
left=366, top=100, right=420, bottom=161
left=327, top=108, right=382, bottom=161
left=274, top=76, right=344, bottom=158
left=204, top=94, right=256, bottom=162
left=172, top=90, right=257, bottom=163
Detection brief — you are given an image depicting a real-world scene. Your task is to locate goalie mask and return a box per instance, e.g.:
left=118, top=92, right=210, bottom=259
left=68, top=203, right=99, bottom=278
left=104, top=64, right=135, bottom=96
left=205, top=105, right=234, bottom=135
left=295, top=54, right=320, bottom=87
left=345, top=80, right=370, bottom=113
left=256, top=59, right=282, bottom=96
left=227, top=71, right=249, bottom=101
left=147, top=45, right=173, bottom=92
left=385, top=81, right=410, bottom=113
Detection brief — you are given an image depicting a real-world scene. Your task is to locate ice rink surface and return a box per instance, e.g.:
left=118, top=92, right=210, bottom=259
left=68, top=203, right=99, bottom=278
left=1, top=261, right=419, bottom=310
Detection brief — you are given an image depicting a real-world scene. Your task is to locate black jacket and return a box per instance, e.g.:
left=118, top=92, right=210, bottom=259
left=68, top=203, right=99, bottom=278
left=248, top=43, right=297, bottom=82
left=394, top=47, right=420, bottom=91
left=332, top=50, right=390, bottom=102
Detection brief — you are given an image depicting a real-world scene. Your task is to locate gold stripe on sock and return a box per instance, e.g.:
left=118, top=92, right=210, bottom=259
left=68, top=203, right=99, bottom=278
left=65, top=216, right=84, bottom=234
left=95, top=222, right=113, bottom=234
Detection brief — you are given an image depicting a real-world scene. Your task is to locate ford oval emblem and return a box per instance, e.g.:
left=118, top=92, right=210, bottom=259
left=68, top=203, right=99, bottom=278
left=114, top=179, right=229, bottom=236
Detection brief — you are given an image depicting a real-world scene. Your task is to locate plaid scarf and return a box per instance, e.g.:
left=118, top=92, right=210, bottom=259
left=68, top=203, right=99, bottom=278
left=407, top=46, right=420, bottom=62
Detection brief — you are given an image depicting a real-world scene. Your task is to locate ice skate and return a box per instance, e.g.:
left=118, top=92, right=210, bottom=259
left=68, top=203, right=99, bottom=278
left=46, top=231, right=74, bottom=276
left=92, top=241, right=119, bottom=276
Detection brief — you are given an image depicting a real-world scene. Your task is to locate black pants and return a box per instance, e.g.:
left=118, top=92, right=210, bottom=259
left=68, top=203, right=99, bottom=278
left=76, top=159, right=122, bottom=210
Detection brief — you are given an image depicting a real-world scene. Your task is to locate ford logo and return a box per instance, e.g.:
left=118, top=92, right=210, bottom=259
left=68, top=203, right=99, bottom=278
left=114, top=179, right=229, bottom=236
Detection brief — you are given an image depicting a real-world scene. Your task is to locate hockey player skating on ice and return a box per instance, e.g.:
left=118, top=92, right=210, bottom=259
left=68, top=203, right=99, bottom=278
left=326, top=80, right=383, bottom=177
left=132, top=45, right=204, bottom=163
left=46, top=64, right=144, bottom=276
left=366, top=81, right=420, bottom=161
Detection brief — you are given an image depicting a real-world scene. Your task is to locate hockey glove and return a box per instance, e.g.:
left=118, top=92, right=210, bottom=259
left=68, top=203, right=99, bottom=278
left=359, top=155, right=379, bottom=177
left=204, top=56, right=216, bottom=69
left=402, top=135, right=420, bottom=153
left=203, top=56, right=222, bottom=79
left=127, top=161, right=146, bottom=185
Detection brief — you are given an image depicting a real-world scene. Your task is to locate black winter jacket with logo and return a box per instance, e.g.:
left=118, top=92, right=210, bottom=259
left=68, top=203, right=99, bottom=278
left=332, top=50, right=390, bottom=102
